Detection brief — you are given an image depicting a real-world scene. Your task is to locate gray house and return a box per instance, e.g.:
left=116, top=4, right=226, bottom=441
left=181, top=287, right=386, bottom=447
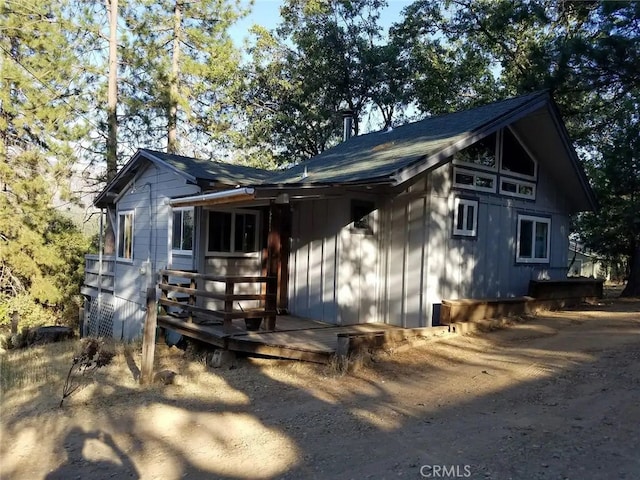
left=82, top=91, right=596, bottom=339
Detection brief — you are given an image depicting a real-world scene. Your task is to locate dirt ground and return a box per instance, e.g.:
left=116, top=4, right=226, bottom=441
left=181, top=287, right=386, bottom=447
left=1, top=297, right=639, bottom=480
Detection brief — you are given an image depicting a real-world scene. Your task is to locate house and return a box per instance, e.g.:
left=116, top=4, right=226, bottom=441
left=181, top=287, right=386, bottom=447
left=81, top=91, right=597, bottom=340
left=568, top=246, right=609, bottom=280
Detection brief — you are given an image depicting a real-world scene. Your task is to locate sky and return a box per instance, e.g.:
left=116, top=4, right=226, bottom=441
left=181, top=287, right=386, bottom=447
left=229, top=0, right=414, bottom=46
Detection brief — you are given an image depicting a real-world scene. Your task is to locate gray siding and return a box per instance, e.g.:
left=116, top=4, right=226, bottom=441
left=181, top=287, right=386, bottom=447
left=288, top=157, right=572, bottom=328
left=112, top=164, right=200, bottom=339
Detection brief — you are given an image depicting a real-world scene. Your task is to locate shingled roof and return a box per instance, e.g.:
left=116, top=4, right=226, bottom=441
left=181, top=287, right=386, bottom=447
left=96, top=91, right=596, bottom=211
left=267, top=91, right=550, bottom=185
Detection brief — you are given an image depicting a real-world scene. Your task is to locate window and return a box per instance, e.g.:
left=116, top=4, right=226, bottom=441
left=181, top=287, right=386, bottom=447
left=499, top=178, right=536, bottom=200
left=501, top=128, right=537, bottom=179
left=454, top=132, right=497, bottom=171
left=172, top=208, right=193, bottom=254
left=453, top=198, right=478, bottom=237
left=351, top=199, right=375, bottom=234
left=207, top=210, right=258, bottom=254
left=117, top=210, right=134, bottom=261
left=516, top=215, right=550, bottom=263
left=453, top=167, right=496, bottom=193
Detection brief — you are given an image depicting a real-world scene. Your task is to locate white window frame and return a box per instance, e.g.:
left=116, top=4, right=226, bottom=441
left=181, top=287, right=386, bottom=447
left=453, top=198, right=478, bottom=237
left=499, top=126, right=538, bottom=181
left=453, top=167, right=497, bottom=193
left=452, top=131, right=500, bottom=173
left=516, top=214, right=551, bottom=264
left=499, top=177, right=537, bottom=200
left=117, top=210, right=134, bottom=262
left=206, top=209, right=260, bottom=257
left=171, top=207, right=194, bottom=255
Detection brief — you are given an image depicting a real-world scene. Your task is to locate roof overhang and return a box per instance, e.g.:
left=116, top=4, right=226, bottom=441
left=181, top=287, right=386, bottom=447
left=390, top=93, right=597, bottom=213
left=94, top=149, right=198, bottom=208
left=391, top=93, right=550, bottom=187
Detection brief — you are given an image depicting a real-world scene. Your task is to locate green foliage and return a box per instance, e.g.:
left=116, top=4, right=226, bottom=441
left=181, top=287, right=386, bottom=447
left=118, top=0, right=247, bottom=157
left=0, top=295, right=50, bottom=329
left=236, top=0, right=393, bottom=166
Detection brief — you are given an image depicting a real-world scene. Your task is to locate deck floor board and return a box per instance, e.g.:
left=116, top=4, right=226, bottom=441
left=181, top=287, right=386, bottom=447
left=158, top=315, right=400, bottom=362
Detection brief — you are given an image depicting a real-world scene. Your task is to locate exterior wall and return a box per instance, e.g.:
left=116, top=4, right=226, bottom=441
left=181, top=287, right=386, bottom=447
left=287, top=157, right=573, bottom=328
left=288, top=196, right=380, bottom=325
left=377, top=160, right=571, bottom=328
left=109, top=163, right=200, bottom=339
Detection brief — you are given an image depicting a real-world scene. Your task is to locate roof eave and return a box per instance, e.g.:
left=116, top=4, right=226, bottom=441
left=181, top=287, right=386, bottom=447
left=93, top=149, right=199, bottom=208
left=390, top=92, right=551, bottom=187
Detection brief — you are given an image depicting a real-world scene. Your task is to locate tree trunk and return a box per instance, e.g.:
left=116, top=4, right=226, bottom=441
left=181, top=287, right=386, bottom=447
left=167, top=0, right=181, bottom=154
left=621, top=243, right=640, bottom=297
left=104, top=0, right=119, bottom=255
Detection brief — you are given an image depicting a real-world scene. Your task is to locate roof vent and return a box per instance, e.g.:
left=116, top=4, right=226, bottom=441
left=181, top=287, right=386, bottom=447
left=341, top=109, right=354, bottom=142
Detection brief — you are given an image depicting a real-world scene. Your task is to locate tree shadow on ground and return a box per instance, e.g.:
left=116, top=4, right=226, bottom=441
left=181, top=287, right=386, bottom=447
left=1, top=300, right=639, bottom=479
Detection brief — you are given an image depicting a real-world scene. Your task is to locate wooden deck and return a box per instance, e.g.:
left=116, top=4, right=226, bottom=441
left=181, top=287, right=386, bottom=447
left=157, top=314, right=402, bottom=363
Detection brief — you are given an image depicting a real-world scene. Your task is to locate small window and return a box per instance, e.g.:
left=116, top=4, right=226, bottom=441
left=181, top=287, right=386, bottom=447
left=172, top=208, right=194, bottom=253
left=517, top=215, right=550, bottom=263
left=453, top=167, right=496, bottom=193
left=454, top=132, right=497, bottom=171
left=207, top=210, right=258, bottom=254
left=501, top=128, right=536, bottom=179
left=499, top=178, right=536, bottom=200
left=117, top=210, right=134, bottom=261
left=351, top=200, right=375, bottom=234
left=453, top=198, right=478, bottom=237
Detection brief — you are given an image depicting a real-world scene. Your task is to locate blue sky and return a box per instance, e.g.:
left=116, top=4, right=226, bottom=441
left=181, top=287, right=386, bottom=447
left=229, top=0, right=414, bottom=45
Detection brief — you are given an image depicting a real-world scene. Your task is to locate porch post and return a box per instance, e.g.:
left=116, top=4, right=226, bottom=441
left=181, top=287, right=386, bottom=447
left=267, top=202, right=291, bottom=313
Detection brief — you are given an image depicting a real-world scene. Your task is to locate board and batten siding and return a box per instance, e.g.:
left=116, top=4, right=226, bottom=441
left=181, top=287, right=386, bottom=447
left=112, top=162, right=200, bottom=339
left=287, top=159, right=571, bottom=328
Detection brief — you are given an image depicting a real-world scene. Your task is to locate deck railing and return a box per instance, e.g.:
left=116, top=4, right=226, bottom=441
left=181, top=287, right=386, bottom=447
left=83, top=254, right=115, bottom=293
left=158, top=269, right=277, bottom=332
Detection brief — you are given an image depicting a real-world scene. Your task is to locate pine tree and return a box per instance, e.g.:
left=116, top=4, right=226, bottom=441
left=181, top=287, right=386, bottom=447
left=0, top=0, right=91, bottom=324
left=120, top=0, right=246, bottom=157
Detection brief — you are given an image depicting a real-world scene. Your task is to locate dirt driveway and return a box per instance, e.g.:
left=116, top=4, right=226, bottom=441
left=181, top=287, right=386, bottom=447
left=2, top=298, right=639, bottom=479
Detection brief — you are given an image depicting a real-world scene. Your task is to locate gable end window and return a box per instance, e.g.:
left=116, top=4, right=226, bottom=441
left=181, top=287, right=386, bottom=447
left=207, top=210, right=258, bottom=255
left=453, top=198, right=478, bottom=237
left=501, top=128, right=537, bottom=179
left=117, top=210, right=134, bottom=261
left=453, top=132, right=498, bottom=171
left=172, top=208, right=194, bottom=254
left=516, top=215, right=550, bottom=263
left=453, top=167, right=496, bottom=193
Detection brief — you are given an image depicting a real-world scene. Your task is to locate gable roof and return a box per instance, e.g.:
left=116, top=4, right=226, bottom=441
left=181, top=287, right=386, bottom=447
left=94, top=148, right=272, bottom=208
left=266, top=91, right=550, bottom=186
left=95, top=91, right=596, bottom=212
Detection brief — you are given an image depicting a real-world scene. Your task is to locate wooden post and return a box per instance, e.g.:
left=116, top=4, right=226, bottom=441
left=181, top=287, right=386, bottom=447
left=188, top=277, right=196, bottom=322
left=223, top=280, right=234, bottom=333
left=140, top=287, right=157, bottom=385
left=265, top=276, right=277, bottom=331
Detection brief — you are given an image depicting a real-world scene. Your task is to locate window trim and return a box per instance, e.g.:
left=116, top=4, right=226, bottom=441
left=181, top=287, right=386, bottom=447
left=452, top=197, right=478, bottom=238
left=499, top=177, right=537, bottom=200
left=116, top=209, right=134, bottom=263
left=205, top=208, right=260, bottom=257
left=516, top=214, right=551, bottom=264
left=453, top=166, right=497, bottom=193
left=499, top=126, right=538, bottom=181
left=171, top=207, right=194, bottom=256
